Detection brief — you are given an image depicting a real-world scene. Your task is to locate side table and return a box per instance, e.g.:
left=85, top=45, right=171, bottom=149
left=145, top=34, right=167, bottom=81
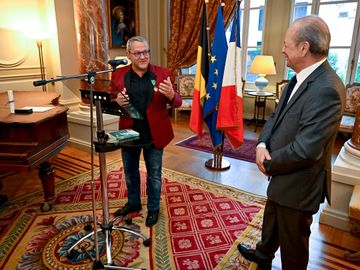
left=247, top=91, right=274, bottom=132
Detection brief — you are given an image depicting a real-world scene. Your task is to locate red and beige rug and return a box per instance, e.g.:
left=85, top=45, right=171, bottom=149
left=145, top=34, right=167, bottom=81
left=176, top=132, right=257, bottom=163
left=1, top=160, right=360, bottom=269
left=0, top=160, right=265, bottom=270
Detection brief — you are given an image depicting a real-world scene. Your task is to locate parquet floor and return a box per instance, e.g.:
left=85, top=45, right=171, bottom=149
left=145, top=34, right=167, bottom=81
left=1, top=111, right=360, bottom=269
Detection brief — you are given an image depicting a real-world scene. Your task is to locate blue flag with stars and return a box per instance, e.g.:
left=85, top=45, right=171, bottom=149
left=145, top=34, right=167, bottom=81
left=203, top=4, right=228, bottom=149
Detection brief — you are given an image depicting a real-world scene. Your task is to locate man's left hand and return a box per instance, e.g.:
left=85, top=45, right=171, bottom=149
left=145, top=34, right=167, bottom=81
left=256, top=147, right=271, bottom=176
left=158, top=76, right=175, bottom=101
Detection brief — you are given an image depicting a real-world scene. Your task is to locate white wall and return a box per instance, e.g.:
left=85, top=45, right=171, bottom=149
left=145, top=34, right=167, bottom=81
left=0, top=0, right=50, bottom=92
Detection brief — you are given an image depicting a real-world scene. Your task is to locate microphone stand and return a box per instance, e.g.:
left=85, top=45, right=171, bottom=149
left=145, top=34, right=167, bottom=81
left=33, top=67, right=149, bottom=270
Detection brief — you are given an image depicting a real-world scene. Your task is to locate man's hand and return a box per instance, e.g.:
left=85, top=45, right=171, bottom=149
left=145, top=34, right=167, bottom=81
left=256, top=147, right=272, bottom=176
left=116, top=88, right=129, bottom=106
left=158, top=76, right=175, bottom=101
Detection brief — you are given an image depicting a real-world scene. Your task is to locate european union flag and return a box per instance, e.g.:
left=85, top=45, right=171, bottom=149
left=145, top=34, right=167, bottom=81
left=203, top=4, right=228, bottom=149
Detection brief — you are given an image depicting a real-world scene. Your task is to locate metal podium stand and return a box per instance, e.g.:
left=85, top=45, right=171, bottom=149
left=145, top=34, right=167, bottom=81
left=33, top=70, right=150, bottom=270
left=66, top=90, right=150, bottom=270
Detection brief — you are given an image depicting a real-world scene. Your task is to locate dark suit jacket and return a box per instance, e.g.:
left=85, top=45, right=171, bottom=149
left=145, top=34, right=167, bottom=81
left=110, top=64, right=182, bottom=149
left=259, top=61, right=345, bottom=212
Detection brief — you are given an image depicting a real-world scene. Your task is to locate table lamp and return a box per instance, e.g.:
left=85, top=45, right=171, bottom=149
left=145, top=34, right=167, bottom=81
left=249, top=55, right=276, bottom=93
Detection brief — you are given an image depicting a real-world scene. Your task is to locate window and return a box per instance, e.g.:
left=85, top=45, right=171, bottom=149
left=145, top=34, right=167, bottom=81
left=241, top=0, right=266, bottom=83
left=289, top=0, right=360, bottom=84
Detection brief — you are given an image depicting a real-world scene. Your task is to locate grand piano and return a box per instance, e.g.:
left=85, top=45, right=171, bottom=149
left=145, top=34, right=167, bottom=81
left=0, top=91, right=69, bottom=211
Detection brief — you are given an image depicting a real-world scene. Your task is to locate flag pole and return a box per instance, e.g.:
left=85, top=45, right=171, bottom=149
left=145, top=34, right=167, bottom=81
left=204, top=0, right=230, bottom=171
left=217, top=2, right=227, bottom=169
left=205, top=0, right=210, bottom=59
left=234, top=0, right=239, bottom=114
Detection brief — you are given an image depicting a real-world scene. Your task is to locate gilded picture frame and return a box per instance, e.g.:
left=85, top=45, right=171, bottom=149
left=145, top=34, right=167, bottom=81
left=107, top=0, right=139, bottom=48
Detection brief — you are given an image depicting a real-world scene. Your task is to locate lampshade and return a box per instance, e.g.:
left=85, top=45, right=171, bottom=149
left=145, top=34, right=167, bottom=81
left=249, top=55, right=276, bottom=92
left=249, top=55, right=276, bottom=75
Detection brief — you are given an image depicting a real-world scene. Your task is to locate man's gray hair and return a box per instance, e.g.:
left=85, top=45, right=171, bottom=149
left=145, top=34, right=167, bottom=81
left=293, top=15, right=331, bottom=56
left=126, top=36, right=149, bottom=52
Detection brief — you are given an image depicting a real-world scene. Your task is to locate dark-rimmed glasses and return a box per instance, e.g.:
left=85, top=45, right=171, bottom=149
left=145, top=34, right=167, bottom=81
left=129, top=50, right=150, bottom=59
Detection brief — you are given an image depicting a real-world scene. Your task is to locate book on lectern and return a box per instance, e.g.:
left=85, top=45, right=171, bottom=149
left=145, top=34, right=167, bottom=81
left=107, top=129, right=140, bottom=144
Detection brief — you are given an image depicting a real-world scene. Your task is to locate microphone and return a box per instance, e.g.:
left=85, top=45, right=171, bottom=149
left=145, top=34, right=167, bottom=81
left=108, top=59, right=128, bottom=68
left=33, top=80, right=48, bottom=86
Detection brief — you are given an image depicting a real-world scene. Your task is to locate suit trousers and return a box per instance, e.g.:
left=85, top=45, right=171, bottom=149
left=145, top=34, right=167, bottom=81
left=255, top=200, right=313, bottom=270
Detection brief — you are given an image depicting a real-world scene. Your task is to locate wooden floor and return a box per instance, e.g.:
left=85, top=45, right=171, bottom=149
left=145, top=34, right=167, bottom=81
left=1, top=111, right=360, bottom=269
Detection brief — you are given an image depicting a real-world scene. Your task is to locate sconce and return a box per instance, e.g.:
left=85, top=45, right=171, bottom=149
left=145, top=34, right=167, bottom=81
left=249, top=55, right=276, bottom=93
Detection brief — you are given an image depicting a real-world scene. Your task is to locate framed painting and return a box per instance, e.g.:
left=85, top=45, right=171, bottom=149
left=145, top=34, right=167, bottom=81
left=107, top=0, right=139, bottom=48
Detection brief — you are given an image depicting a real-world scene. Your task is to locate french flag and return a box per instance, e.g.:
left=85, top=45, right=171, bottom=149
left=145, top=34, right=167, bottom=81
left=216, top=4, right=244, bottom=149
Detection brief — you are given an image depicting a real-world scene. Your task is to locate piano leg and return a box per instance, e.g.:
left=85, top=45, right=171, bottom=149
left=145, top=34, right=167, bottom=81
left=39, top=161, right=55, bottom=212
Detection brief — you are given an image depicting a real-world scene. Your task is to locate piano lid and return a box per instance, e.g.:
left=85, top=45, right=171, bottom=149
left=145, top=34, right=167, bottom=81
left=0, top=91, right=67, bottom=124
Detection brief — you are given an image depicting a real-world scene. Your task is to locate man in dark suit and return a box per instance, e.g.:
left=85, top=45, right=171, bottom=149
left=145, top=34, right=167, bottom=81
left=110, top=36, right=182, bottom=226
left=237, top=15, right=345, bottom=269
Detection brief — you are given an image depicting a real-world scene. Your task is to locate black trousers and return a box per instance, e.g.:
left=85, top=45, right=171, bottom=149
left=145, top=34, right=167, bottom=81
left=255, top=200, right=313, bottom=270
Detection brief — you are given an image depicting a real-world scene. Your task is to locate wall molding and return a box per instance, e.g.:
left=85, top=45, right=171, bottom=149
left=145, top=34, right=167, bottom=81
left=0, top=28, right=31, bottom=68
left=0, top=56, right=28, bottom=68
left=0, top=65, right=40, bottom=71
left=0, top=73, right=40, bottom=82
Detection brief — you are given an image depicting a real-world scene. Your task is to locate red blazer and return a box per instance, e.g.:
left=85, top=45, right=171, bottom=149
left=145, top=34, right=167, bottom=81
left=110, top=64, right=182, bottom=149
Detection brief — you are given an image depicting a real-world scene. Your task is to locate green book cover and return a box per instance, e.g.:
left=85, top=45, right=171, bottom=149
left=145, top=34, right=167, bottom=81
left=108, top=129, right=139, bottom=144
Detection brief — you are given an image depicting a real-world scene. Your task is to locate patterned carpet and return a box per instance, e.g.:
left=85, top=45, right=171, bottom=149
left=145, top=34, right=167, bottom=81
left=0, top=160, right=265, bottom=269
left=176, top=132, right=257, bottom=163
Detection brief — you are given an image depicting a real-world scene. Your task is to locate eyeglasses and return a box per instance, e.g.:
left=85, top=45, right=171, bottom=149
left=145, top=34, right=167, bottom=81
left=129, top=50, right=150, bottom=59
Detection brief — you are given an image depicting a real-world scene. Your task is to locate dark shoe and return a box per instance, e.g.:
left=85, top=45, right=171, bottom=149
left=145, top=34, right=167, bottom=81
left=145, top=210, right=159, bottom=227
left=237, top=244, right=257, bottom=262
left=114, top=203, right=142, bottom=217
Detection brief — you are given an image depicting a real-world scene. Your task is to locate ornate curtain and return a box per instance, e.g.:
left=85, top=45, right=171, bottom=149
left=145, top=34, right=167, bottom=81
left=167, top=0, right=236, bottom=75
left=74, top=0, right=110, bottom=90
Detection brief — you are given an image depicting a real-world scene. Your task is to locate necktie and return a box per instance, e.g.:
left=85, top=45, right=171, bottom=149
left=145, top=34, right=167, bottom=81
left=279, top=76, right=297, bottom=115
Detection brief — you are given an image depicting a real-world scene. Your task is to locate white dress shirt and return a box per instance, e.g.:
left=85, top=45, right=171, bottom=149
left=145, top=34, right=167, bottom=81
left=288, top=58, right=326, bottom=102
left=257, top=58, right=327, bottom=149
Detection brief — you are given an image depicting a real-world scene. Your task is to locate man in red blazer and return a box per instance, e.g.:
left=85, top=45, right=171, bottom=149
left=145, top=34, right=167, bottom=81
left=110, top=36, right=182, bottom=226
